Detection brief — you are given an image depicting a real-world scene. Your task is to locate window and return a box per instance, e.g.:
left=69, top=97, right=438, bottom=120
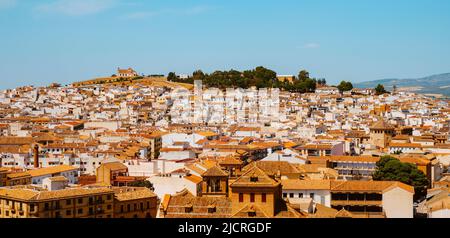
left=261, top=193, right=266, bottom=203
left=107, top=195, right=112, bottom=200
left=127, top=204, right=131, bottom=212
left=289, top=193, right=294, bottom=198
left=66, top=210, right=72, bottom=216
left=107, top=205, right=112, bottom=210
left=310, top=193, right=315, bottom=198
left=208, top=207, right=216, bottom=213
left=185, top=206, right=193, bottom=213
left=78, top=198, right=83, bottom=204
left=250, top=193, right=255, bottom=203
left=239, top=193, right=244, bottom=203
left=78, top=208, right=83, bottom=214
left=66, top=199, right=71, bottom=205
left=147, top=202, right=150, bottom=209
left=120, top=205, right=124, bottom=213
left=283, top=193, right=287, bottom=198
left=299, top=193, right=304, bottom=198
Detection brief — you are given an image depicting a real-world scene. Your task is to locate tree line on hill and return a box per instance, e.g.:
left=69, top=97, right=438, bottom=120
left=167, top=66, right=390, bottom=95
left=167, top=67, right=322, bottom=93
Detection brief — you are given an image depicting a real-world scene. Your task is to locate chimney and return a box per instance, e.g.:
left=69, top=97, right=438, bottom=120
left=33, top=144, right=40, bottom=168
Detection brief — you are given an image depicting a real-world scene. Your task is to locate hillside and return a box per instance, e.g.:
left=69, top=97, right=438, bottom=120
left=72, top=76, right=194, bottom=90
left=354, top=73, right=450, bottom=96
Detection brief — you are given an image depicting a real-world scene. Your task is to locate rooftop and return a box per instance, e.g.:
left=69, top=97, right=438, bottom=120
left=28, top=165, right=78, bottom=177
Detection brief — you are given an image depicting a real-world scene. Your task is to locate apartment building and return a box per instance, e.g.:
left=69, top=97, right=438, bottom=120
left=297, top=142, right=345, bottom=157
left=112, top=187, right=158, bottom=218
left=310, top=156, right=379, bottom=180
left=0, top=181, right=114, bottom=218
left=281, top=180, right=331, bottom=207
left=0, top=178, right=158, bottom=218
left=330, top=180, right=414, bottom=218
left=28, top=165, right=79, bottom=185
left=4, top=171, right=32, bottom=186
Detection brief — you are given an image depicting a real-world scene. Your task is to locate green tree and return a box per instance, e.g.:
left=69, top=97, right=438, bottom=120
left=167, top=72, right=177, bottom=82
left=298, top=70, right=310, bottom=82
left=305, top=78, right=317, bottom=92
left=337, top=81, right=354, bottom=92
left=375, top=84, right=388, bottom=95
left=192, top=70, right=206, bottom=81
left=128, top=180, right=154, bottom=190
left=317, top=78, right=327, bottom=86
left=373, top=156, right=428, bottom=200
left=292, top=70, right=317, bottom=93
left=254, top=66, right=277, bottom=88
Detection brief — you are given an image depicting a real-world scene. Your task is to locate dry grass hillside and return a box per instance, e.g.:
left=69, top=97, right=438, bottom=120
left=72, top=76, right=194, bottom=90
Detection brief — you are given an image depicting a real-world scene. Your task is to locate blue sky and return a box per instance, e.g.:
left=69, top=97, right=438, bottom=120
left=0, top=0, right=450, bottom=89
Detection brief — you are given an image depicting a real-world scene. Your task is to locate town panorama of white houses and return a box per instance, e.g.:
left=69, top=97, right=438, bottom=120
left=0, top=73, right=449, bottom=219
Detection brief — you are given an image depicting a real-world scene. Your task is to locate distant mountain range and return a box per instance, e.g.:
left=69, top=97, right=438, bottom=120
left=354, top=73, right=450, bottom=96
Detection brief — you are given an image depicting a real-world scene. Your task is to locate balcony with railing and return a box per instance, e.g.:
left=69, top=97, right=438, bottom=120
left=331, top=200, right=382, bottom=206
left=351, top=211, right=386, bottom=218
left=331, top=193, right=383, bottom=206
left=334, top=166, right=376, bottom=171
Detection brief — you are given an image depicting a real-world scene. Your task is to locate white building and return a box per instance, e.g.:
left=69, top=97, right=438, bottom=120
left=148, top=174, right=201, bottom=199
left=315, top=87, right=340, bottom=95
left=281, top=180, right=332, bottom=207
left=28, top=165, right=79, bottom=185
left=261, top=148, right=306, bottom=164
